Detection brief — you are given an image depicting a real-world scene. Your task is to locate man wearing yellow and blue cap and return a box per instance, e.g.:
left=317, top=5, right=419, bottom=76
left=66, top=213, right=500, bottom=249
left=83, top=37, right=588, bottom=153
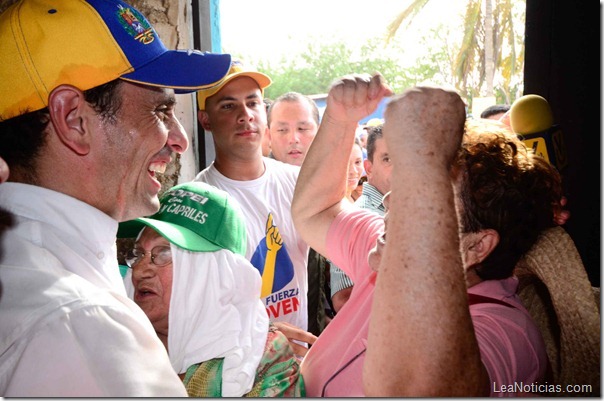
left=194, top=61, right=317, bottom=357
left=0, top=0, right=230, bottom=396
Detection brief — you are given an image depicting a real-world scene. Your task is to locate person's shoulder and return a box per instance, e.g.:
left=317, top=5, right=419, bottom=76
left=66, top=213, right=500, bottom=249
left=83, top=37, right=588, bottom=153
left=194, top=162, right=219, bottom=182
left=0, top=263, right=138, bottom=337
left=333, top=206, right=383, bottom=233
left=264, top=157, right=300, bottom=171
left=263, top=157, right=300, bottom=178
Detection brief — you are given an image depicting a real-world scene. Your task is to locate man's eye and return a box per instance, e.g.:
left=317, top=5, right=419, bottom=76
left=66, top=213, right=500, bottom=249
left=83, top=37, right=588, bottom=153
left=156, top=106, right=173, bottom=120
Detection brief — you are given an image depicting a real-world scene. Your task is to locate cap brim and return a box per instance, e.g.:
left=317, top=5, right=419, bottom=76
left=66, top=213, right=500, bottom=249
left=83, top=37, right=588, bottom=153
left=121, top=51, right=232, bottom=94
left=197, top=70, right=272, bottom=110
left=227, top=71, right=272, bottom=90
left=118, top=218, right=223, bottom=253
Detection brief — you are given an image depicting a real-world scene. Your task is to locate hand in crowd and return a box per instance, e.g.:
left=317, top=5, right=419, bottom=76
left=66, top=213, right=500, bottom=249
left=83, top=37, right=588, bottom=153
left=272, top=321, right=317, bottom=358
left=323, top=73, right=393, bottom=126
left=383, top=86, right=466, bottom=168
left=554, top=196, right=571, bottom=225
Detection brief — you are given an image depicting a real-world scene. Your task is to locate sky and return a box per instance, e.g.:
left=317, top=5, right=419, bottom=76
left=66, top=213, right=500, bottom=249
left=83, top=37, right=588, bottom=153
left=219, top=0, right=467, bottom=65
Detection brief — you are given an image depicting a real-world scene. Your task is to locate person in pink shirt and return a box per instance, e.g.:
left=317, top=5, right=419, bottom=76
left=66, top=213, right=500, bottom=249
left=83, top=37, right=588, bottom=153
left=293, top=79, right=562, bottom=396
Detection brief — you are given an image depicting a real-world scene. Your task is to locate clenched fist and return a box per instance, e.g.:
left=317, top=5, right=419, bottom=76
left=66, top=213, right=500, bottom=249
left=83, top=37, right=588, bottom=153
left=383, top=87, right=466, bottom=169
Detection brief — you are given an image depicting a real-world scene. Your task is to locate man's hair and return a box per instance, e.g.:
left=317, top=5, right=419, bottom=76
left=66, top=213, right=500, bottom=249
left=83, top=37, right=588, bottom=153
left=365, top=124, right=383, bottom=162
left=480, top=104, right=510, bottom=119
left=454, top=120, right=562, bottom=280
left=267, top=92, right=320, bottom=126
left=0, top=79, right=124, bottom=181
left=263, top=98, right=273, bottom=114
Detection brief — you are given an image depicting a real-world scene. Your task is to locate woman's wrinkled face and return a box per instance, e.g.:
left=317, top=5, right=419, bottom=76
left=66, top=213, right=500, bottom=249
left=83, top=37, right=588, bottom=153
left=129, top=227, right=173, bottom=336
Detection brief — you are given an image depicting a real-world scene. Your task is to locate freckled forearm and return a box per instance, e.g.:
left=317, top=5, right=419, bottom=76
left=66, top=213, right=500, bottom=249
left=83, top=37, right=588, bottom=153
left=365, top=87, right=484, bottom=396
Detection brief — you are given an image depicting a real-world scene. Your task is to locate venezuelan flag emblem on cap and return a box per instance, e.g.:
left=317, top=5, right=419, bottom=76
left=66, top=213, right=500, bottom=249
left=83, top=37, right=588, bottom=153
left=0, top=0, right=231, bottom=120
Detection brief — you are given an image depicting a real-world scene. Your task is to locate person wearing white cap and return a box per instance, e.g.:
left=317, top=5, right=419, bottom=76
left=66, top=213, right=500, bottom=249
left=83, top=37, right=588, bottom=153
left=0, top=0, right=230, bottom=396
left=119, top=182, right=305, bottom=397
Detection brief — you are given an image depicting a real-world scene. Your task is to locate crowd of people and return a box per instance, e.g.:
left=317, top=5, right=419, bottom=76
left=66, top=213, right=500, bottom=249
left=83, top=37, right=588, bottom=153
left=0, top=0, right=583, bottom=398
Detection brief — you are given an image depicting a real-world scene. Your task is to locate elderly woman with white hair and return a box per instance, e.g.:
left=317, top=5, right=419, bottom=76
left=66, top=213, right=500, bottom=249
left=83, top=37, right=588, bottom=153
left=118, top=182, right=304, bottom=397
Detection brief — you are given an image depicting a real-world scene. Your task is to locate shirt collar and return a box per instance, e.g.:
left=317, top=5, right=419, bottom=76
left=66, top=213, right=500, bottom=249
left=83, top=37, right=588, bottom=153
left=361, top=182, right=386, bottom=210
left=0, top=183, right=122, bottom=290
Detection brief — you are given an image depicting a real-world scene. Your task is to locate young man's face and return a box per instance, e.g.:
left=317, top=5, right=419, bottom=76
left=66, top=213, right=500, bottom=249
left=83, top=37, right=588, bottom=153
left=268, top=100, right=318, bottom=166
left=365, top=137, right=393, bottom=196
left=199, top=77, right=267, bottom=161
left=96, top=82, right=188, bottom=221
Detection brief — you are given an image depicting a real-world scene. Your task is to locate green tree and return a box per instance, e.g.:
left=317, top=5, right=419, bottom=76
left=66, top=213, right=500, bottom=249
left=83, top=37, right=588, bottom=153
left=386, top=0, right=524, bottom=104
left=235, top=38, right=438, bottom=100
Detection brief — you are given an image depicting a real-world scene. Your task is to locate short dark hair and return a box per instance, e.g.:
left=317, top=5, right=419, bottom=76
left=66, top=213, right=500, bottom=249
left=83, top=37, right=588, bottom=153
left=454, top=120, right=562, bottom=280
left=365, top=124, right=383, bottom=162
left=263, top=98, right=273, bottom=114
left=267, top=92, right=320, bottom=126
left=479, top=104, right=510, bottom=119
left=0, top=79, right=124, bottom=181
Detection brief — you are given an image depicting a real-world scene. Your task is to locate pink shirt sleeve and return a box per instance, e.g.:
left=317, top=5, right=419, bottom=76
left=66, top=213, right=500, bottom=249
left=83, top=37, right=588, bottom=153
left=325, top=208, right=384, bottom=283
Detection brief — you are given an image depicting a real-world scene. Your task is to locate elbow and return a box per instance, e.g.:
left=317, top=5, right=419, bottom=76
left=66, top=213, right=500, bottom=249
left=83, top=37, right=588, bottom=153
left=290, top=198, right=306, bottom=235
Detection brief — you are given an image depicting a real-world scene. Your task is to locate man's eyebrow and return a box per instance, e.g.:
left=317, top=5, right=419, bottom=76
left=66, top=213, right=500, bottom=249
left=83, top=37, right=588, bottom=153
left=215, top=95, right=237, bottom=103
left=149, top=86, right=177, bottom=105
left=153, top=92, right=176, bottom=107
left=162, top=95, right=177, bottom=106
left=215, top=92, right=262, bottom=104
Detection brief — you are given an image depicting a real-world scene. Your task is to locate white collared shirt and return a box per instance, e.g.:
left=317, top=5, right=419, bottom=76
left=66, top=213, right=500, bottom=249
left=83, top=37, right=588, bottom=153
left=0, top=183, right=187, bottom=397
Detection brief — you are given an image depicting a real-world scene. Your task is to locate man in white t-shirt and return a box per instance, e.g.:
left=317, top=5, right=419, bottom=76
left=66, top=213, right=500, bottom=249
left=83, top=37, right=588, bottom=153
left=194, top=61, right=316, bottom=356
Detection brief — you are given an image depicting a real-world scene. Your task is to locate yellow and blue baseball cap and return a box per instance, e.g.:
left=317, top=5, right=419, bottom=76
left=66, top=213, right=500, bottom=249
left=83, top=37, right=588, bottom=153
left=118, top=182, right=247, bottom=257
left=197, top=60, right=272, bottom=110
left=0, top=0, right=232, bottom=120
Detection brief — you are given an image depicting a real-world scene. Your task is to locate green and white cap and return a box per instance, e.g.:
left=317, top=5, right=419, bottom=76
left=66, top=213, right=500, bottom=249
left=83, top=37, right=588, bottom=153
left=118, top=182, right=247, bottom=257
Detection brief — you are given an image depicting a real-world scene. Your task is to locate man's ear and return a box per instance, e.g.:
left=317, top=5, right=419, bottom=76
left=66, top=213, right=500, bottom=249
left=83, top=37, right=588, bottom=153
left=198, top=110, right=211, bottom=131
left=47, top=85, right=91, bottom=156
left=265, top=126, right=271, bottom=141
left=463, top=229, right=500, bottom=266
left=363, top=159, right=373, bottom=177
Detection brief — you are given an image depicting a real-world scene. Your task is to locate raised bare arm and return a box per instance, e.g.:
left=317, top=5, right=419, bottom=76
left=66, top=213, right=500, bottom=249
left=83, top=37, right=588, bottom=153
left=364, top=87, right=490, bottom=396
left=292, top=74, right=392, bottom=257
